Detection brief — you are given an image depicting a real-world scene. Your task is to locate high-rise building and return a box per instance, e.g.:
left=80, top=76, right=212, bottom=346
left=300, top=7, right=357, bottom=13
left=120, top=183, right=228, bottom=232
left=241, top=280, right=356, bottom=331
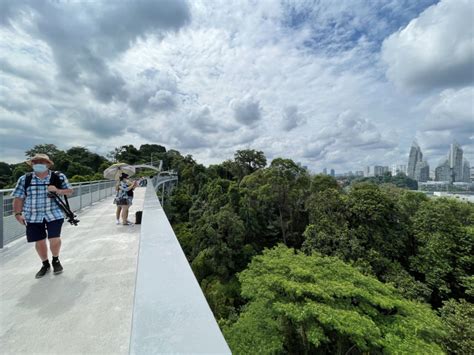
left=448, top=143, right=463, bottom=182
left=463, top=159, right=471, bottom=183
left=391, top=164, right=407, bottom=176
left=322, top=168, right=327, bottom=175
left=435, top=143, right=466, bottom=183
left=407, top=142, right=423, bottom=179
left=355, top=171, right=364, bottom=177
left=415, top=161, right=430, bottom=182
left=366, top=166, right=388, bottom=177
left=364, top=166, right=371, bottom=177
left=435, top=158, right=450, bottom=182
left=330, top=169, right=335, bottom=177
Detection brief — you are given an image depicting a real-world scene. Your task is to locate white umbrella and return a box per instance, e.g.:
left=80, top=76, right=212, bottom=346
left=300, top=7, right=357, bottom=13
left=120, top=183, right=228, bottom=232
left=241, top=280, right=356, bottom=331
left=103, top=163, right=136, bottom=181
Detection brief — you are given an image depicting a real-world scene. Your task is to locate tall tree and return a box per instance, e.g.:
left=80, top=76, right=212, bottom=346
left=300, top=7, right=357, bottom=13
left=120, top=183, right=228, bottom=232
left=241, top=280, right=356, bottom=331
left=266, top=158, right=310, bottom=246
left=234, top=149, right=267, bottom=179
left=411, top=198, right=474, bottom=306
left=25, top=144, right=62, bottom=160
left=224, top=245, right=445, bottom=355
left=66, top=146, right=107, bottom=172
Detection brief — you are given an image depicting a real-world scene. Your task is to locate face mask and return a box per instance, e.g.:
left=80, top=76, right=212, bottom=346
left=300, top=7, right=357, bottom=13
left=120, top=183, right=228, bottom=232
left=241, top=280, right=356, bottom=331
left=33, top=164, right=48, bottom=173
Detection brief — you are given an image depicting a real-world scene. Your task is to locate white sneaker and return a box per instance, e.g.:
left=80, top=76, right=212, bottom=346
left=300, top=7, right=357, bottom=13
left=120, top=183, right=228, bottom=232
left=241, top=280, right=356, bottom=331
left=115, top=220, right=120, bottom=225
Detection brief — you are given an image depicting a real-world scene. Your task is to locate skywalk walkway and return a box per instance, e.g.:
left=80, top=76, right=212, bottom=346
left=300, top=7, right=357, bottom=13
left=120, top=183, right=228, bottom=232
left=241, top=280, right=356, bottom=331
left=0, top=185, right=230, bottom=354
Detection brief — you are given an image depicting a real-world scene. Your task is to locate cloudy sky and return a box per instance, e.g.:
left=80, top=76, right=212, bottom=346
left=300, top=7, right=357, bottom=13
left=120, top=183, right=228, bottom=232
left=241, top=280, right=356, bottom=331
left=0, top=0, right=473, bottom=172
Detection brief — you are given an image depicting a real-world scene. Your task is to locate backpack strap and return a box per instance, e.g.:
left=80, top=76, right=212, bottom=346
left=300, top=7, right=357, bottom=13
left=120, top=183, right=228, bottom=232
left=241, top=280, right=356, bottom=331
left=24, top=173, right=33, bottom=196
left=49, top=171, right=63, bottom=189
left=24, top=171, right=63, bottom=196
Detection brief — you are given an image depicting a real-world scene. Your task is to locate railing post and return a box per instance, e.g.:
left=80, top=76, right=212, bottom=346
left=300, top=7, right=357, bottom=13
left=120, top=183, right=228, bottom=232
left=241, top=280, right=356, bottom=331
left=90, top=182, right=93, bottom=205
left=0, top=192, right=4, bottom=249
left=162, top=182, right=165, bottom=205
left=99, top=182, right=102, bottom=200
left=79, top=183, right=82, bottom=210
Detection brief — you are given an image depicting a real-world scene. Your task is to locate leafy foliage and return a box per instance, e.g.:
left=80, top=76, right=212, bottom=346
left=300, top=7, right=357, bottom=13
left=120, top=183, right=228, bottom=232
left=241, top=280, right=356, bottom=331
left=5, top=144, right=473, bottom=354
left=225, top=245, right=445, bottom=354
left=439, top=299, right=474, bottom=354
left=411, top=199, right=474, bottom=306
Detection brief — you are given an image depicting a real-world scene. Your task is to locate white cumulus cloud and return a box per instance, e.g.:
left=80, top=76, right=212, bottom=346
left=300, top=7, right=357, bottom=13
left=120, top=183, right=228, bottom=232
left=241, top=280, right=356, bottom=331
left=382, top=0, right=474, bottom=91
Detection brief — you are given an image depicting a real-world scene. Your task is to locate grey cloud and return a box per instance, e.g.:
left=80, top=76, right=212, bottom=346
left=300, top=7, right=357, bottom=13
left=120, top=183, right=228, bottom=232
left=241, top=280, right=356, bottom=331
left=302, top=139, right=335, bottom=160
left=175, top=132, right=211, bottom=150
left=0, top=133, right=44, bottom=152
left=418, top=87, right=474, bottom=154
left=1, top=0, right=190, bottom=103
left=0, top=95, right=30, bottom=114
left=129, top=69, right=178, bottom=113
left=77, top=110, right=128, bottom=139
left=302, top=112, right=397, bottom=163
left=231, top=97, right=262, bottom=126
left=0, top=0, right=28, bottom=26
left=188, top=106, right=219, bottom=133
left=217, top=129, right=259, bottom=149
left=149, top=90, right=176, bottom=111
left=332, top=113, right=397, bottom=150
left=382, top=0, right=473, bottom=91
left=0, top=58, right=47, bottom=85
left=282, top=105, right=306, bottom=131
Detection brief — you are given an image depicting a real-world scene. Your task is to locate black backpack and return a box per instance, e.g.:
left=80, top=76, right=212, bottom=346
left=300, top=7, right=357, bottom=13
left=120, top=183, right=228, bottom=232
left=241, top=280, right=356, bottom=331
left=24, top=171, right=63, bottom=196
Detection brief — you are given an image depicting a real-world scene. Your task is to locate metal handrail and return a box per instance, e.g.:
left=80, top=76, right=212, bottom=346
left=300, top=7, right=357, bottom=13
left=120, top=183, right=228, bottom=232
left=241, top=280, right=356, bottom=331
left=1, top=179, right=116, bottom=248
left=0, top=179, right=114, bottom=193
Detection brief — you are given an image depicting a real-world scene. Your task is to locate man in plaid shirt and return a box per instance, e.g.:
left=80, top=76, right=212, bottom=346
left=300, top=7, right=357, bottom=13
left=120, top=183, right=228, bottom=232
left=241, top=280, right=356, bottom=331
left=12, top=154, right=73, bottom=279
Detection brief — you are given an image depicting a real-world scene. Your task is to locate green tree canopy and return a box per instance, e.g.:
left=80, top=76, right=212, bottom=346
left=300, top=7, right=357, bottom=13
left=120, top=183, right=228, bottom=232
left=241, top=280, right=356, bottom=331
left=310, top=174, right=339, bottom=193
left=66, top=146, right=107, bottom=172
left=411, top=198, right=474, bottom=306
left=225, top=245, right=445, bottom=354
left=25, top=144, right=62, bottom=160
left=231, top=149, right=267, bottom=180
left=439, top=299, right=474, bottom=354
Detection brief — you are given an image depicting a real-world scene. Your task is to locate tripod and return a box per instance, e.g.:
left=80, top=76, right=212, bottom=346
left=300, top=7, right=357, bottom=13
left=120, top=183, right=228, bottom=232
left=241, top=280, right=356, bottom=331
left=48, top=192, right=80, bottom=226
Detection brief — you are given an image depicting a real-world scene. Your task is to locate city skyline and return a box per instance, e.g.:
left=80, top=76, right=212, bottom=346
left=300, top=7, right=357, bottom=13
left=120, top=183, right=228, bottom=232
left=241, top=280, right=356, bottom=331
left=321, top=140, right=472, bottom=180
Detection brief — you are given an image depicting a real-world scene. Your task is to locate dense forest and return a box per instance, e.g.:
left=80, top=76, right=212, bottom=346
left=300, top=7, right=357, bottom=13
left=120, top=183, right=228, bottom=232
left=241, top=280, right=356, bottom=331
left=2, top=144, right=473, bottom=354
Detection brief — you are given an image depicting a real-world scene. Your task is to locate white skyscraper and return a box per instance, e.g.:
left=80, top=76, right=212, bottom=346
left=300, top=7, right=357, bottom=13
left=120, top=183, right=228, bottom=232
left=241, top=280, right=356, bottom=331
left=415, top=161, right=430, bottom=182
left=435, top=158, right=450, bottom=182
left=448, top=143, right=463, bottom=182
left=391, top=164, right=407, bottom=176
left=463, top=159, right=471, bottom=183
left=407, top=142, right=422, bottom=179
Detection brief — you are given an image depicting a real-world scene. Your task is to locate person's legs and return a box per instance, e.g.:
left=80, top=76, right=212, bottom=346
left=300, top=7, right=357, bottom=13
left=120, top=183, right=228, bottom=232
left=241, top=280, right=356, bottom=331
left=27, top=221, right=48, bottom=260
left=35, top=239, right=48, bottom=261
left=121, top=205, right=130, bottom=224
left=46, top=219, right=64, bottom=274
left=49, top=237, right=61, bottom=257
left=116, top=206, right=122, bottom=220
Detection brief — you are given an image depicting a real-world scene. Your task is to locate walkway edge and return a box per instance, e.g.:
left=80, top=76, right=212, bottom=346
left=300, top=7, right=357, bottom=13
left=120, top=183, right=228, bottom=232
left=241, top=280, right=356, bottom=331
left=129, top=182, right=231, bottom=354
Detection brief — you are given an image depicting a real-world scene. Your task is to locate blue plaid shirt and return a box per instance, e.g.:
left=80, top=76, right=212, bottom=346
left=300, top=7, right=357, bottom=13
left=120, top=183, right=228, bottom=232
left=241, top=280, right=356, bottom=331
left=11, top=172, right=72, bottom=223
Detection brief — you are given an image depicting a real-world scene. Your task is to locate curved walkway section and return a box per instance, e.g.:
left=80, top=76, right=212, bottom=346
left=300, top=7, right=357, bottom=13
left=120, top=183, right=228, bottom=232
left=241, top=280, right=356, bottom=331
left=130, top=184, right=231, bottom=354
left=0, top=188, right=144, bottom=354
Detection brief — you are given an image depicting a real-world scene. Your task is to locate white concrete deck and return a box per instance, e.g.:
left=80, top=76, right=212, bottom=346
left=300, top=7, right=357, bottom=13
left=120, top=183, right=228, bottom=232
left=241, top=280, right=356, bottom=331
left=0, top=188, right=144, bottom=355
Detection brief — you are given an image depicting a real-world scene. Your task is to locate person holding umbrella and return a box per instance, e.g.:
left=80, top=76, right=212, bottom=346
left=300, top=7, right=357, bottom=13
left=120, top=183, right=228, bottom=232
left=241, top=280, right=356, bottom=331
left=103, top=163, right=137, bottom=225
left=114, top=173, right=137, bottom=225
